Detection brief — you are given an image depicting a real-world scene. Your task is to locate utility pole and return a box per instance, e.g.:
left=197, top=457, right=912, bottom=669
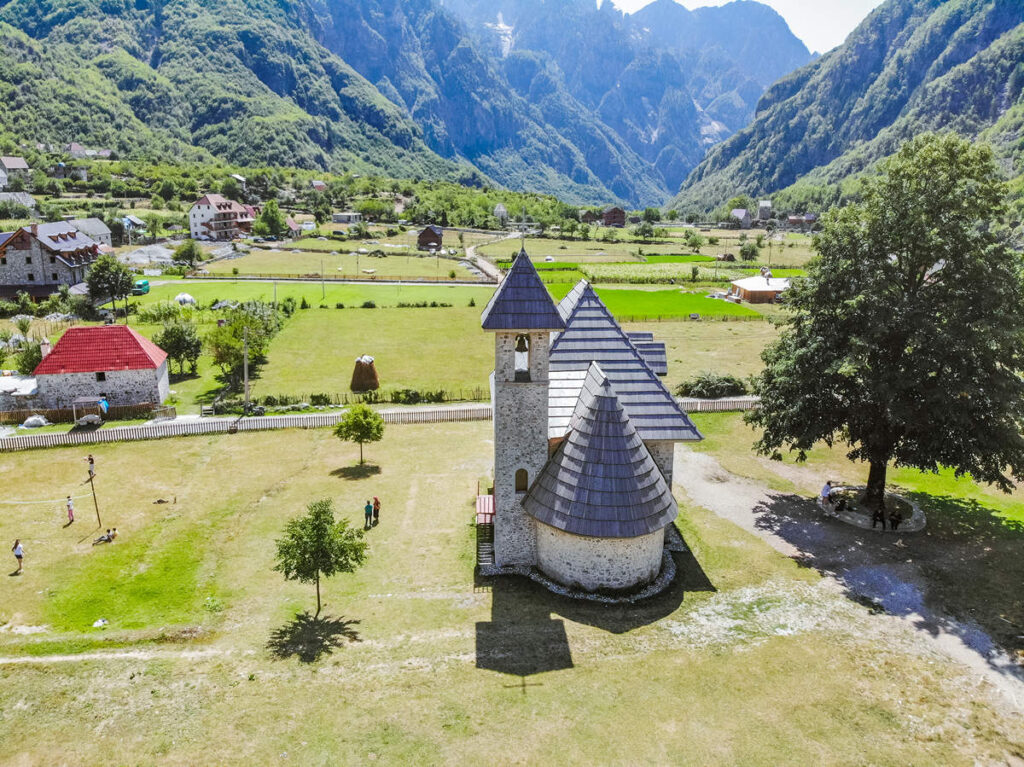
left=243, top=326, right=250, bottom=413
left=273, top=281, right=277, bottom=305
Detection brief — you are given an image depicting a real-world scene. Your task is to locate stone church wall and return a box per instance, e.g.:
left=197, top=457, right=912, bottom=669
left=535, top=522, right=665, bottom=591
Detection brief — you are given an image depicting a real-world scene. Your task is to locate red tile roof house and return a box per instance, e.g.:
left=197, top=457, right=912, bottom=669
left=33, top=325, right=170, bottom=409
left=0, top=222, right=99, bottom=299
left=188, top=194, right=258, bottom=241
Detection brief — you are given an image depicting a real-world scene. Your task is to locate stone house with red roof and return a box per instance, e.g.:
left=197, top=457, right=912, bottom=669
left=32, top=325, right=169, bottom=409
left=0, top=222, right=99, bottom=299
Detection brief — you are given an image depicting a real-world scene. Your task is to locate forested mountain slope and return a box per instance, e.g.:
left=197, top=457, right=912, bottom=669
left=0, top=0, right=811, bottom=206
left=670, top=0, right=1024, bottom=217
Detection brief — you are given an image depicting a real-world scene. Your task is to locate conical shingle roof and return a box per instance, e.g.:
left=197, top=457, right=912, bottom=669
left=481, top=249, right=565, bottom=331
left=524, top=363, right=678, bottom=539
left=549, top=281, right=700, bottom=441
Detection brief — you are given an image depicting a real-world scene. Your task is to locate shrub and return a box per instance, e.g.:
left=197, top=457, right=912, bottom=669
left=280, top=296, right=297, bottom=316
left=739, top=242, right=759, bottom=261
left=335, top=302, right=345, bottom=309
left=468, top=297, right=476, bottom=307
left=675, top=372, right=747, bottom=399
left=361, top=301, right=376, bottom=309
left=310, top=393, right=333, bottom=406
left=299, top=296, right=311, bottom=309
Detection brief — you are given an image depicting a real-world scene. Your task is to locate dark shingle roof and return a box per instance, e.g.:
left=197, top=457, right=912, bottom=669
left=524, top=363, right=678, bottom=539
left=550, top=282, right=700, bottom=441
left=625, top=332, right=667, bottom=375
left=481, top=249, right=566, bottom=331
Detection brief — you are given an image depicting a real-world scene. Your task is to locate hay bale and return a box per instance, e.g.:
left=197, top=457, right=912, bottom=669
left=350, top=355, right=380, bottom=392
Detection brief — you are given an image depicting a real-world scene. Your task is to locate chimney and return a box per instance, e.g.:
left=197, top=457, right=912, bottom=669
left=39, top=339, right=52, bottom=359
left=30, top=223, right=38, bottom=236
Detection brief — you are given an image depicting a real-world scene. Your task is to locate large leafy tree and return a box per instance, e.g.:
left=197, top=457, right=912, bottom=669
left=154, top=321, right=202, bottom=375
left=86, top=254, right=135, bottom=321
left=335, top=403, right=384, bottom=465
left=748, top=133, right=1024, bottom=510
left=274, top=499, right=366, bottom=617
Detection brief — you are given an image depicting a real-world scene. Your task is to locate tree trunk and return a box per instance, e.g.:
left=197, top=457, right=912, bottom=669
left=315, top=572, right=321, bottom=618
left=863, top=460, right=888, bottom=511
left=359, top=442, right=364, bottom=465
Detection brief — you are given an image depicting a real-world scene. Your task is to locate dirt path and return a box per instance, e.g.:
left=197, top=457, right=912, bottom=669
left=674, top=445, right=1024, bottom=712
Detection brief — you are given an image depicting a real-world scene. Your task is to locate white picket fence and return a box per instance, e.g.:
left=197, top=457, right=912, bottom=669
left=0, top=397, right=757, bottom=452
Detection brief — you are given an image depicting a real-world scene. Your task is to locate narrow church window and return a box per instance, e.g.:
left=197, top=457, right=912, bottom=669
left=514, top=334, right=530, bottom=382
left=515, top=469, right=528, bottom=492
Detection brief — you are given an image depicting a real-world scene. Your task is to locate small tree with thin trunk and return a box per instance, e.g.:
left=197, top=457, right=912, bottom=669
left=334, top=403, right=384, bottom=464
left=274, top=498, right=366, bottom=617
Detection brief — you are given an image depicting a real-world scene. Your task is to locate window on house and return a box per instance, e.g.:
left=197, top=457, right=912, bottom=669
left=0, top=257, right=6, bottom=265
left=49, top=256, right=56, bottom=264
left=51, top=273, right=57, bottom=281
left=25, top=256, right=31, bottom=264
left=96, top=372, right=106, bottom=382
left=515, top=469, right=528, bottom=492
left=26, top=273, right=34, bottom=281
left=514, top=334, right=530, bottom=382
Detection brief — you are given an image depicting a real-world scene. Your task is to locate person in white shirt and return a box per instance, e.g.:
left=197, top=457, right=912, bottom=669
left=821, top=481, right=835, bottom=511
left=66, top=496, right=75, bottom=525
left=11, top=539, right=24, bottom=573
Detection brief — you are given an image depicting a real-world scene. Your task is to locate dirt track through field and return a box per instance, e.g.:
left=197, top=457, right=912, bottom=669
left=674, top=446, right=1024, bottom=713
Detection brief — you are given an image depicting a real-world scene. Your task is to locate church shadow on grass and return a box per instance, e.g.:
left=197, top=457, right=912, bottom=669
left=751, top=491, right=1024, bottom=677
left=267, top=611, right=361, bottom=663
left=474, top=547, right=715, bottom=678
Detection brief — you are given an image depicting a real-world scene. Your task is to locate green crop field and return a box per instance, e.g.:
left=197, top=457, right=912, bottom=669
left=546, top=283, right=762, bottom=321
left=0, top=424, right=1019, bottom=764
left=205, top=249, right=478, bottom=280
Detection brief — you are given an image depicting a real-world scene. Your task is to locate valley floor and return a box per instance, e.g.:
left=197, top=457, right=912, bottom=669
left=0, top=422, right=1022, bottom=764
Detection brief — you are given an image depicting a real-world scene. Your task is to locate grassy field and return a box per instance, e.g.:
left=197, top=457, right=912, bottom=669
left=205, top=249, right=478, bottom=280
left=0, top=424, right=1020, bottom=764
left=546, top=284, right=762, bottom=320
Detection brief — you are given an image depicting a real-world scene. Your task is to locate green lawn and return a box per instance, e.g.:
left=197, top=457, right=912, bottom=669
left=206, top=248, right=477, bottom=280
left=0, top=424, right=1019, bottom=764
left=546, top=283, right=762, bottom=320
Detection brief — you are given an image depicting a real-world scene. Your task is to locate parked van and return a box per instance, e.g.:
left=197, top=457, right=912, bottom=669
left=132, top=279, right=150, bottom=295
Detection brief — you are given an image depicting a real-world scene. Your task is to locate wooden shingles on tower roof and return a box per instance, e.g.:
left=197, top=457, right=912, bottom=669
left=480, top=249, right=565, bottom=331
left=524, top=362, right=678, bottom=539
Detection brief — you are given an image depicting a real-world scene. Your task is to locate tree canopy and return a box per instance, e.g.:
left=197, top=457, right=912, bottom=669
left=335, top=403, right=385, bottom=465
left=273, top=498, right=366, bottom=617
left=86, top=254, right=135, bottom=318
left=748, top=133, right=1024, bottom=509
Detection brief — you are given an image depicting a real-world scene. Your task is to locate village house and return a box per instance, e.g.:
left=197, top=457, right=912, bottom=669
left=0, top=156, right=29, bottom=190
left=0, top=192, right=37, bottom=213
left=602, top=206, right=626, bottom=228
left=478, top=252, right=700, bottom=594
left=730, top=208, right=752, bottom=228
left=69, top=218, right=112, bottom=248
left=579, top=209, right=598, bottom=224
left=285, top=216, right=301, bottom=239
left=758, top=200, right=773, bottom=220
left=493, top=203, right=509, bottom=226
left=310, top=180, right=327, bottom=192
left=0, top=222, right=98, bottom=299
left=730, top=274, right=790, bottom=303
left=331, top=212, right=362, bottom=224
left=188, top=194, right=257, bottom=241
left=32, top=325, right=169, bottom=409
left=418, top=224, right=443, bottom=250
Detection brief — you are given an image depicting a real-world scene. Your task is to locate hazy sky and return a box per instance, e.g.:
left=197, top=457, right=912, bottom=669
left=611, top=0, right=885, bottom=53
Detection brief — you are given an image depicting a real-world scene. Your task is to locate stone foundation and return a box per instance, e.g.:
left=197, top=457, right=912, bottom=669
left=535, top=521, right=665, bottom=592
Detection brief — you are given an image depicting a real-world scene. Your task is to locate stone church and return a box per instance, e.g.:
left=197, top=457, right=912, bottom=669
left=479, top=250, right=701, bottom=594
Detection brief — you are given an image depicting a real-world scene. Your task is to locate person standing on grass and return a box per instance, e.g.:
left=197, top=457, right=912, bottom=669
left=372, top=496, right=380, bottom=527
left=364, top=500, right=373, bottom=530
left=84, top=454, right=95, bottom=482
left=11, top=539, right=23, bottom=573
left=66, top=495, right=75, bottom=525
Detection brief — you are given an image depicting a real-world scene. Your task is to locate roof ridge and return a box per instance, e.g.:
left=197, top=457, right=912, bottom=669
left=480, top=248, right=565, bottom=331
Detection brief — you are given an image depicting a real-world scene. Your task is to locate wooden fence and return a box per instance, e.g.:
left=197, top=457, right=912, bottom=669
left=0, top=403, right=168, bottom=425
left=0, top=398, right=757, bottom=452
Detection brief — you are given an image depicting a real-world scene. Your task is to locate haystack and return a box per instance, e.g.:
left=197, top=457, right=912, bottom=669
left=350, top=355, right=380, bottom=392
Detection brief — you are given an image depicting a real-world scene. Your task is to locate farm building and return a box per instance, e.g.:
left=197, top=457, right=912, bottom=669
left=730, top=208, right=752, bottom=228
left=69, top=218, right=113, bottom=247
left=580, top=209, right=598, bottom=224
left=730, top=275, right=790, bottom=303
left=602, top=206, right=626, bottom=228
left=0, top=156, right=29, bottom=189
left=332, top=212, right=362, bottom=224
left=418, top=225, right=443, bottom=250
left=478, top=251, right=700, bottom=595
left=32, top=325, right=169, bottom=409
